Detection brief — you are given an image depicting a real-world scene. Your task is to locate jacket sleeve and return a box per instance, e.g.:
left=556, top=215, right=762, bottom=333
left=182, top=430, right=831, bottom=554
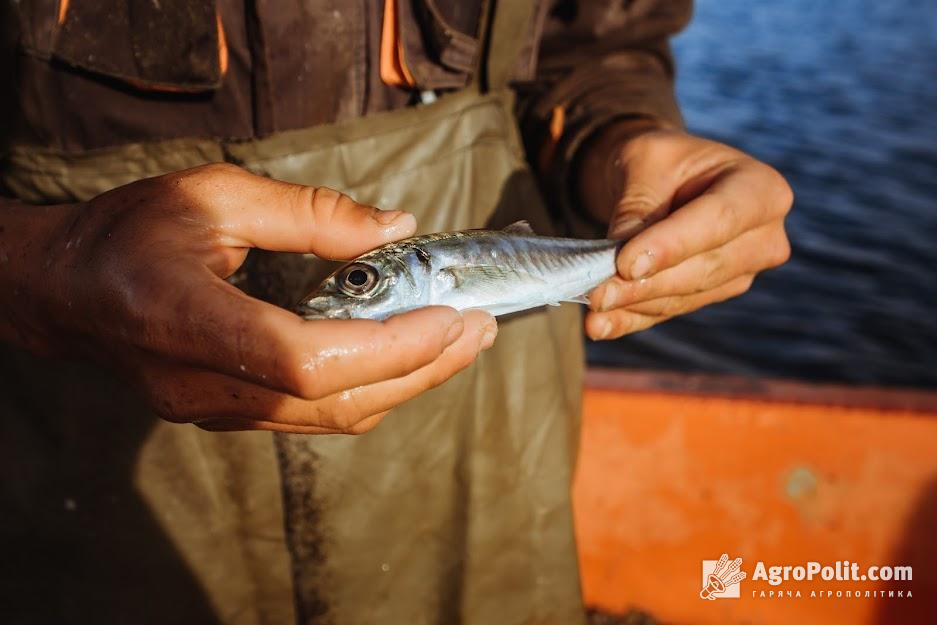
left=518, top=0, right=693, bottom=235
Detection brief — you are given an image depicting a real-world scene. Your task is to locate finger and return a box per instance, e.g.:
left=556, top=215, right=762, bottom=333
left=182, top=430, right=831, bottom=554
left=196, top=417, right=346, bottom=435
left=139, top=310, right=497, bottom=431
left=584, top=307, right=662, bottom=341
left=196, top=412, right=386, bottom=435
left=585, top=275, right=755, bottom=340
left=241, top=309, right=496, bottom=426
left=167, top=163, right=417, bottom=259
left=623, top=274, right=755, bottom=318
left=142, top=269, right=480, bottom=399
left=591, top=222, right=789, bottom=312
left=615, top=162, right=792, bottom=280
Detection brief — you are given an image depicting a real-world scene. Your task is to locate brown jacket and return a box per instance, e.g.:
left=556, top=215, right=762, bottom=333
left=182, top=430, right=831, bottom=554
left=4, top=0, right=690, bottom=210
left=0, top=3, right=693, bottom=624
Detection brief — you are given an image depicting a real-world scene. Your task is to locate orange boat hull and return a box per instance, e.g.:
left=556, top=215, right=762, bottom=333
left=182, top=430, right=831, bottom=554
left=574, top=370, right=937, bottom=624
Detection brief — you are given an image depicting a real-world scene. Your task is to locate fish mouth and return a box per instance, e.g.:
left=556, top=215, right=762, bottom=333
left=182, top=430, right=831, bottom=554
left=295, top=300, right=352, bottom=320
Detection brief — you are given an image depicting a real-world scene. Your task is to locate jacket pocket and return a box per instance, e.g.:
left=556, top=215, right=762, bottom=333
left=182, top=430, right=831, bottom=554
left=393, top=0, right=547, bottom=90
left=413, top=0, right=482, bottom=74
left=394, top=0, right=482, bottom=90
left=14, top=0, right=225, bottom=93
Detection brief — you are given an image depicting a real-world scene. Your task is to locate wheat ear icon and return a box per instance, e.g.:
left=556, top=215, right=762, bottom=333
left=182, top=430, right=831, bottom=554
left=700, top=554, right=747, bottom=600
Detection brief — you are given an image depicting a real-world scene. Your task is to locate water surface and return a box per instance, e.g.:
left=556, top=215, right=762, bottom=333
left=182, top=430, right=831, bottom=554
left=588, top=0, right=937, bottom=388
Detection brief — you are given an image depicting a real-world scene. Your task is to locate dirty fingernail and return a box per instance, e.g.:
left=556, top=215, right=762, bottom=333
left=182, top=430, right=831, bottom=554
left=374, top=209, right=415, bottom=226
left=609, top=216, right=644, bottom=239
left=479, top=322, right=499, bottom=350
left=444, top=318, right=465, bottom=346
left=599, top=283, right=619, bottom=312
left=630, top=250, right=655, bottom=280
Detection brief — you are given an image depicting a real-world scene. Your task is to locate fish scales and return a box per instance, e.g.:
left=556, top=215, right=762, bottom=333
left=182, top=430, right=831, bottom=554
left=297, top=221, right=621, bottom=320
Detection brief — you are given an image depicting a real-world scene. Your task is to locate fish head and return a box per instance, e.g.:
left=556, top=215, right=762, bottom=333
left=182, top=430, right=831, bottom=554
left=295, top=243, right=432, bottom=320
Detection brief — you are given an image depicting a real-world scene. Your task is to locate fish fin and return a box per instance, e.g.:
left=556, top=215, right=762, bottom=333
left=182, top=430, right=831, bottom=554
left=546, top=294, right=589, bottom=307
left=443, top=264, right=546, bottom=289
left=501, top=220, right=536, bottom=235
left=562, top=294, right=591, bottom=305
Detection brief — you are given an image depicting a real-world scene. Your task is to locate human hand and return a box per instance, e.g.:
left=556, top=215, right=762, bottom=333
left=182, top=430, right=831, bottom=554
left=4, top=164, right=496, bottom=433
left=577, top=124, right=793, bottom=340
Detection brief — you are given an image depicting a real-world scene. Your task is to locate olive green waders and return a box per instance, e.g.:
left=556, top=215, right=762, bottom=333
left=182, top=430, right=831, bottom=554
left=0, top=3, right=587, bottom=624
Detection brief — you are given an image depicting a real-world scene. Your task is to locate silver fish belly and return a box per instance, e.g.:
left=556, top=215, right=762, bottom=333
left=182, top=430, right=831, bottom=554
left=297, top=221, right=621, bottom=320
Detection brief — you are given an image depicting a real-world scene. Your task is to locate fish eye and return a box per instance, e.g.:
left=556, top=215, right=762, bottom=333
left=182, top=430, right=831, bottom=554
left=337, top=263, right=379, bottom=296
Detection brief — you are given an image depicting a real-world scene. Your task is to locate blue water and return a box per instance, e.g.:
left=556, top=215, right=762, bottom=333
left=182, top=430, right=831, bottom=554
left=586, top=0, right=937, bottom=388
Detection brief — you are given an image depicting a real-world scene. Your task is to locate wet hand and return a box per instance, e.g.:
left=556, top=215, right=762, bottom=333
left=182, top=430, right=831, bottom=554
left=580, top=126, right=793, bottom=340
left=22, top=164, right=497, bottom=433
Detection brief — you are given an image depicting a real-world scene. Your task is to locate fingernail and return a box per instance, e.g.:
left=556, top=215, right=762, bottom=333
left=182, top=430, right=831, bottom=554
left=444, top=318, right=465, bottom=346
left=479, top=322, right=498, bottom=350
left=594, top=318, right=612, bottom=340
left=373, top=209, right=414, bottom=226
left=608, top=216, right=644, bottom=239
left=630, top=250, right=655, bottom=280
left=599, top=283, right=619, bottom=312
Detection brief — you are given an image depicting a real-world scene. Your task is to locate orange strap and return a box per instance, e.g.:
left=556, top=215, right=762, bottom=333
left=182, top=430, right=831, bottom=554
left=538, top=105, right=566, bottom=174
left=380, top=0, right=417, bottom=88
left=217, top=9, right=228, bottom=76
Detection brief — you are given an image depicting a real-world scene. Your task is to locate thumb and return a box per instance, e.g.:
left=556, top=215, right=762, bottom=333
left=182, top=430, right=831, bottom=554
left=603, top=131, right=681, bottom=240
left=200, top=165, right=417, bottom=259
left=286, top=186, right=417, bottom=260
left=607, top=177, right=673, bottom=240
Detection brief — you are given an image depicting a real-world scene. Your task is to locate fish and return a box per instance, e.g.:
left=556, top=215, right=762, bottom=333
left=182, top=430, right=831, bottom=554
left=296, top=221, right=621, bottom=320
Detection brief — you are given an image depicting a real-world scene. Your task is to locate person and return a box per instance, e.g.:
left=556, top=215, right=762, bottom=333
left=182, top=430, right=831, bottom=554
left=0, top=1, right=791, bottom=624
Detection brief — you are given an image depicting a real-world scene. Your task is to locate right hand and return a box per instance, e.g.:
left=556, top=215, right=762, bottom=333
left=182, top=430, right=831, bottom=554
left=6, top=163, right=497, bottom=434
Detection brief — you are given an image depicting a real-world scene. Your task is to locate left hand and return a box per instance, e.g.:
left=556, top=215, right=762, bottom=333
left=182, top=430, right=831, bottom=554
left=577, top=123, right=793, bottom=340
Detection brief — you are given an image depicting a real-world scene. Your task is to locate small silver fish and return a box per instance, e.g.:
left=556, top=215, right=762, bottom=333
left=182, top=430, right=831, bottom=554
left=296, top=221, right=620, bottom=320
